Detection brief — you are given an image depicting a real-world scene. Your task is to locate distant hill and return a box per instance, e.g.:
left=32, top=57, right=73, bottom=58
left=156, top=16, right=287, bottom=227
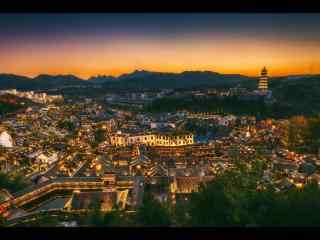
left=269, top=75, right=320, bottom=115
left=0, top=74, right=88, bottom=90
left=104, top=70, right=256, bottom=89
left=87, top=75, right=117, bottom=83
left=0, top=70, right=255, bottom=90
left=117, top=70, right=160, bottom=80
left=0, top=74, right=34, bottom=90
left=33, top=74, right=89, bottom=89
left=1, top=70, right=320, bottom=92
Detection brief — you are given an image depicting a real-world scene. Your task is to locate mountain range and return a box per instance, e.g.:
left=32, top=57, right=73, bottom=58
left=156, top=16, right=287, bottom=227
left=0, top=73, right=88, bottom=90
left=0, top=70, right=319, bottom=90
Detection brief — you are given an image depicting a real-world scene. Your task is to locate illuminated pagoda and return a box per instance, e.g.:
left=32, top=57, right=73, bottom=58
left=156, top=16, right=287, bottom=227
left=258, top=66, right=269, bottom=91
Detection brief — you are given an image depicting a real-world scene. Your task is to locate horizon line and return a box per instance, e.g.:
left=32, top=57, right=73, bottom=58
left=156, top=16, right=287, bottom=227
left=0, top=69, right=319, bottom=80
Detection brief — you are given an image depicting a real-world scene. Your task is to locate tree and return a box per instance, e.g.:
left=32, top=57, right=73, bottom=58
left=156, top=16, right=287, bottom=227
left=288, top=116, right=309, bottom=150
left=84, top=201, right=104, bottom=227
left=135, top=191, right=171, bottom=227
left=92, top=129, right=106, bottom=147
left=11, top=174, right=30, bottom=192
left=172, top=197, right=189, bottom=226
left=89, top=209, right=104, bottom=227
left=279, top=120, right=290, bottom=148
left=95, top=129, right=106, bottom=142
left=188, top=180, right=233, bottom=226
left=185, top=156, right=273, bottom=227
left=57, top=120, right=76, bottom=132
left=0, top=215, right=7, bottom=227
left=20, top=157, right=31, bottom=167
left=306, top=114, right=320, bottom=153
left=42, top=214, right=59, bottom=227
left=103, top=210, right=134, bottom=227
left=260, top=181, right=320, bottom=227
left=0, top=172, right=30, bottom=193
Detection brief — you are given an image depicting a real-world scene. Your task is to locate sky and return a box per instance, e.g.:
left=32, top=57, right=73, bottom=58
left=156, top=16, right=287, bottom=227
left=1, top=13, right=320, bottom=79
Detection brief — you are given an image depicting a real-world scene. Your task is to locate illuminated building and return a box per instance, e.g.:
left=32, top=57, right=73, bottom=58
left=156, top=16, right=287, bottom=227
left=0, top=174, right=137, bottom=217
left=0, top=89, right=63, bottom=103
left=110, top=132, right=128, bottom=147
left=127, top=134, right=157, bottom=146
left=67, top=191, right=117, bottom=212
left=258, top=66, right=269, bottom=91
left=0, top=130, right=13, bottom=148
left=155, top=133, right=194, bottom=146
left=110, top=132, right=194, bottom=147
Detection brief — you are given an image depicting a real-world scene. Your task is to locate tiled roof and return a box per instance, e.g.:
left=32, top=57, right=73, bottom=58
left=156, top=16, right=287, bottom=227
left=70, top=191, right=117, bottom=211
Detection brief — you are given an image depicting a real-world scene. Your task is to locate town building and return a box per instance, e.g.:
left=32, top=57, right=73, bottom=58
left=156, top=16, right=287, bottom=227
left=110, top=131, right=194, bottom=147
left=0, top=130, right=13, bottom=148
left=0, top=89, right=63, bottom=104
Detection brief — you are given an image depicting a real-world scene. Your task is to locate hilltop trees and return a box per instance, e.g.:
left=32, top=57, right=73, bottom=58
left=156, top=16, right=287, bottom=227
left=187, top=177, right=233, bottom=226
left=103, top=210, right=132, bottom=227
left=135, top=189, right=171, bottom=227
left=171, top=155, right=320, bottom=227
left=57, top=120, right=76, bottom=132
left=261, top=181, right=320, bottom=227
left=306, top=114, right=320, bottom=154
left=279, top=114, right=320, bottom=154
left=91, top=128, right=107, bottom=147
left=0, top=103, right=21, bottom=115
left=185, top=157, right=267, bottom=226
left=0, top=172, right=30, bottom=193
left=287, top=116, right=309, bottom=152
left=144, top=96, right=297, bottom=119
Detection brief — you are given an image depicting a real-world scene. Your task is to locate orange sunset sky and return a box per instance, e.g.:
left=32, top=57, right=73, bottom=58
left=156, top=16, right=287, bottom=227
left=1, top=14, right=320, bottom=79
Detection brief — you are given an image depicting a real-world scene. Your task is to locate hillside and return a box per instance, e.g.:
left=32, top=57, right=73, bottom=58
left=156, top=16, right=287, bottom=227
left=0, top=94, right=39, bottom=115
left=1, top=72, right=320, bottom=108
left=0, top=74, right=88, bottom=90
left=270, top=76, right=320, bottom=115
left=104, top=70, right=255, bottom=89
left=0, top=70, right=255, bottom=90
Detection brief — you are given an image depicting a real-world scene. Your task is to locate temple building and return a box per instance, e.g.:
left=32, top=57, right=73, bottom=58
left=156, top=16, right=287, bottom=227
left=253, top=66, right=273, bottom=99
left=258, top=66, right=269, bottom=91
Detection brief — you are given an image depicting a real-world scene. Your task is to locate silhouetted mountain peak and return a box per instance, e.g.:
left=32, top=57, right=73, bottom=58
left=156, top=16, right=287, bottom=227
left=181, top=70, right=219, bottom=75
left=3, top=69, right=308, bottom=91
left=0, top=73, right=33, bottom=80
left=34, top=74, right=83, bottom=81
left=88, top=75, right=117, bottom=83
left=117, top=69, right=158, bottom=80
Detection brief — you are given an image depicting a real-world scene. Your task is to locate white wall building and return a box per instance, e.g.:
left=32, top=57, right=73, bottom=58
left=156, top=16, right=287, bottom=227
left=0, top=131, right=13, bottom=148
left=109, top=132, right=194, bottom=147
left=150, top=122, right=176, bottom=129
